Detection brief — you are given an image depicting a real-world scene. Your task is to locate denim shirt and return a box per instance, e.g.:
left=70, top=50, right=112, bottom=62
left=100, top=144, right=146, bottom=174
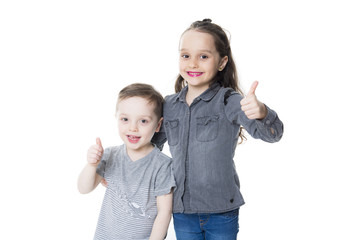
left=152, top=82, right=283, bottom=214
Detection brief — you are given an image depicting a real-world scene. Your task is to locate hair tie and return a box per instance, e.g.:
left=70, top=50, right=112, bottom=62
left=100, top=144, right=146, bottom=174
left=202, top=18, right=212, bottom=23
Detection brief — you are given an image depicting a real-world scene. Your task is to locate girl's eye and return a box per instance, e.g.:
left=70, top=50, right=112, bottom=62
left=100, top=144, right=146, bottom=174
left=181, top=54, right=189, bottom=59
left=121, top=118, right=128, bottom=122
left=140, top=119, right=148, bottom=124
left=200, top=55, right=208, bottom=59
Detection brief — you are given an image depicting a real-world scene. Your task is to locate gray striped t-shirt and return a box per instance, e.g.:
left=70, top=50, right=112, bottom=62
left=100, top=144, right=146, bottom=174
left=95, top=145, right=175, bottom=240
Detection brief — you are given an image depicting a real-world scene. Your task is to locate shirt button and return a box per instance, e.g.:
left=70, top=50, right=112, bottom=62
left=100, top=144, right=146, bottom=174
left=266, top=120, right=271, bottom=125
left=230, top=199, right=234, bottom=203
left=270, top=128, right=275, bottom=135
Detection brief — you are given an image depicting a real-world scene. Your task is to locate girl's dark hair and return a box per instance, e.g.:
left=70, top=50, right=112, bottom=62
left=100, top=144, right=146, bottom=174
left=175, top=19, right=246, bottom=143
left=175, top=19, right=243, bottom=96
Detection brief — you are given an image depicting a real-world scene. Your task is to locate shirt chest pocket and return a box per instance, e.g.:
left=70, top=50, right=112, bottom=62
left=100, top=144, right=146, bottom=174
left=196, top=115, right=219, bottom=142
left=164, top=119, right=180, bottom=146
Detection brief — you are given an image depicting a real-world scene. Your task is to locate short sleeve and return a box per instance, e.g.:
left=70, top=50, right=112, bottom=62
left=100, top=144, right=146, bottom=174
left=96, top=147, right=111, bottom=177
left=154, top=159, right=176, bottom=197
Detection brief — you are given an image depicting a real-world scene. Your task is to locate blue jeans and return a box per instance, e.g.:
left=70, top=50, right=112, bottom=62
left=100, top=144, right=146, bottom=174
left=173, top=208, right=239, bottom=240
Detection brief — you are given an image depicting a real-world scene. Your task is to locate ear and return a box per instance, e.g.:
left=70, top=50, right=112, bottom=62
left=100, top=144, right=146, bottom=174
left=155, top=117, right=163, bottom=132
left=218, top=55, right=229, bottom=71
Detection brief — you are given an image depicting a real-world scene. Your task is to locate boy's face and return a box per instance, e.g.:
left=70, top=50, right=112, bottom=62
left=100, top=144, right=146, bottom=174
left=116, top=97, right=162, bottom=157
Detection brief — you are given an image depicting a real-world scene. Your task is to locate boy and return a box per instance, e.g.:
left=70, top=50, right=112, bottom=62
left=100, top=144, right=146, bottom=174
left=78, top=83, right=175, bottom=240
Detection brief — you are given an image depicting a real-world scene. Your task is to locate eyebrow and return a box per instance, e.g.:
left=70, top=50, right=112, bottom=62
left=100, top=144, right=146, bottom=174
left=117, top=113, right=153, bottom=119
left=180, top=48, right=214, bottom=54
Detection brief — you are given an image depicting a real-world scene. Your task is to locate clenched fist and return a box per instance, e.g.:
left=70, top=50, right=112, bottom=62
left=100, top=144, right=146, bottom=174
left=87, top=137, right=104, bottom=165
left=240, top=81, right=268, bottom=120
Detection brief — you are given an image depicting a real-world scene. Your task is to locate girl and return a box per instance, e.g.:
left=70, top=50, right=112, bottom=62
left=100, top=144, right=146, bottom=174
left=152, top=19, right=284, bottom=239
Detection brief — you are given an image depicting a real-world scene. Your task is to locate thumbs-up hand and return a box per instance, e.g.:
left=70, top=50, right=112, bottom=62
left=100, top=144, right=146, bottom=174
left=240, top=81, right=268, bottom=120
left=87, top=137, right=104, bottom=165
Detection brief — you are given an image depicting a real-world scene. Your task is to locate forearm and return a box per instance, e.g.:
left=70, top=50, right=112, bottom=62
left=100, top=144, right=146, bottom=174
left=77, top=163, right=101, bottom=194
left=149, top=210, right=172, bottom=240
left=226, top=92, right=283, bottom=143
left=149, top=192, right=173, bottom=240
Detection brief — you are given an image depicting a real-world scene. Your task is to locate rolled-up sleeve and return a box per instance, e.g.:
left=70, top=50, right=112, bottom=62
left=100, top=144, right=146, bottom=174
left=224, top=91, right=283, bottom=143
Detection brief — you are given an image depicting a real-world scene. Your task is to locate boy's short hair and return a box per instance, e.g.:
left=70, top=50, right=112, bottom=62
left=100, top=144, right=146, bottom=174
left=116, top=83, right=164, bottom=119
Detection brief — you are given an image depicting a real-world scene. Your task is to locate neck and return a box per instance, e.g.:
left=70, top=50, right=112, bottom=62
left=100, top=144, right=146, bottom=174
left=126, top=144, right=154, bottom=162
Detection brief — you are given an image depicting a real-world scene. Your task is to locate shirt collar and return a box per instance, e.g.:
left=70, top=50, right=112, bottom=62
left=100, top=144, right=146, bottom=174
left=176, top=82, right=221, bottom=103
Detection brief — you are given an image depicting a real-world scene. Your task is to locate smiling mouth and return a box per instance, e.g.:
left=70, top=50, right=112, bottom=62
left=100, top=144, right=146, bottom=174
left=127, top=135, right=141, bottom=143
left=187, top=71, right=203, bottom=77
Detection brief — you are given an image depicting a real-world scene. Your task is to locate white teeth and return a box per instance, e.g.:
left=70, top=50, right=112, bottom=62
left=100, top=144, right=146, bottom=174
left=128, top=135, right=139, bottom=140
left=189, top=72, right=202, bottom=76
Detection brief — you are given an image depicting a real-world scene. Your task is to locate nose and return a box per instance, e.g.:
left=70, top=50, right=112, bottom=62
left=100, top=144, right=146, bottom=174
left=129, top=121, right=138, bottom=132
left=189, top=58, right=198, bottom=69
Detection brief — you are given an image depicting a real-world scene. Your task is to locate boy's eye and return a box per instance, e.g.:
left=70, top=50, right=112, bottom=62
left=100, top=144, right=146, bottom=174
left=121, top=118, right=128, bottom=122
left=181, top=54, right=189, bottom=59
left=200, top=55, right=208, bottom=59
left=140, top=119, right=148, bottom=124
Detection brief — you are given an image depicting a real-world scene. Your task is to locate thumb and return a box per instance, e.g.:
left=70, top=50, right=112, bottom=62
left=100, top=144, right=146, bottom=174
left=247, top=81, right=259, bottom=96
left=96, top=137, right=103, bottom=150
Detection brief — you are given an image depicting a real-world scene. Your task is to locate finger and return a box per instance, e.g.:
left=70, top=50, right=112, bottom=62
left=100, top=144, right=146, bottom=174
left=88, top=145, right=103, bottom=160
left=241, top=95, right=257, bottom=109
left=88, top=154, right=99, bottom=163
left=90, top=145, right=102, bottom=155
left=240, top=97, right=247, bottom=106
left=96, top=137, right=103, bottom=151
left=247, top=81, right=259, bottom=96
left=242, top=105, right=256, bottom=113
left=101, top=179, right=108, bottom=187
left=241, top=103, right=251, bottom=112
left=89, top=150, right=101, bottom=159
left=246, top=114, right=257, bottom=120
left=245, top=108, right=259, bottom=117
left=240, top=95, right=252, bottom=106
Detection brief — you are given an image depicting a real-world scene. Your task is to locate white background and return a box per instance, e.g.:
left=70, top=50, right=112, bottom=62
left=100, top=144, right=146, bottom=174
left=1, top=0, right=359, bottom=239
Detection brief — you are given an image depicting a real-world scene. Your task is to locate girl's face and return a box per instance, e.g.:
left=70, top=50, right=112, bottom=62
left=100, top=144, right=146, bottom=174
left=179, top=30, right=228, bottom=93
